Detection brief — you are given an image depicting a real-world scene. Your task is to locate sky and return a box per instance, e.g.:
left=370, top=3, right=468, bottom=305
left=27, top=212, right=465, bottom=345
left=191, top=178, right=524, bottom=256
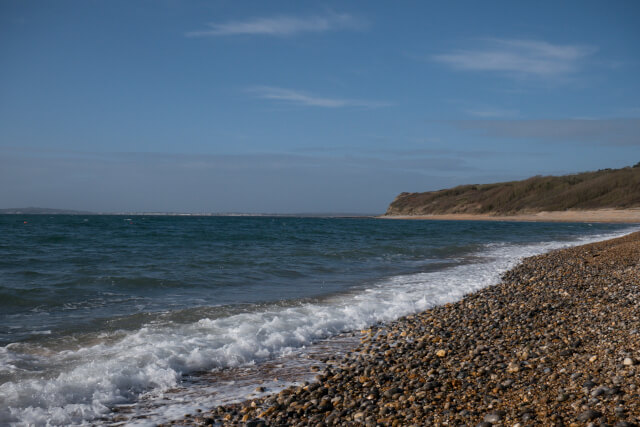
left=1, top=1, right=639, bottom=214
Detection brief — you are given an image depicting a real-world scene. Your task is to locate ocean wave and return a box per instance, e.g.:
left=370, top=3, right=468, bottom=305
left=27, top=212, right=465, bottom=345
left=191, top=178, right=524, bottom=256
left=0, top=227, right=637, bottom=426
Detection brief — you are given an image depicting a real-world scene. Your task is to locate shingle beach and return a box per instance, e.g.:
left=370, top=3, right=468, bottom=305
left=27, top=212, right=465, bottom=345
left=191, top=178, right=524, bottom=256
left=179, top=231, right=640, bottom=427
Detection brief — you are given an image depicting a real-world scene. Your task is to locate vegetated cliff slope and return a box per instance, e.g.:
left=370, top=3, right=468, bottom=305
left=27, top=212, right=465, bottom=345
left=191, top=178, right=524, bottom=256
left=386, top=165, right=640, bottom=216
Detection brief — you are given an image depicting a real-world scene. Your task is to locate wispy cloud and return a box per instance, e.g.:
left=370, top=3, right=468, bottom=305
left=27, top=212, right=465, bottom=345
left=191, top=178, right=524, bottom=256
left=247, top=86, right=389, bottom=109
left=465, top=107, right=520, bottom=118
left=432, top=38, right=596, bottom=78
left=616, top=107, right=640, bottom=117
left=449, top=118, right=640, bottom=146
left=186, top=13, right=364, bottom=37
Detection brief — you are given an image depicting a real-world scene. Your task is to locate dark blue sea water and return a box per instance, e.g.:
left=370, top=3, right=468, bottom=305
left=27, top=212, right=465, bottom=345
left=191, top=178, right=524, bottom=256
left=0, top=215, right=635, bottom=425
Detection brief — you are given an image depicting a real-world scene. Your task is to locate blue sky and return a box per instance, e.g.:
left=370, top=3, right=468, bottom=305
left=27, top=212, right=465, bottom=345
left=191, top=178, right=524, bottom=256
left=1, top=1, right=639, bottom=213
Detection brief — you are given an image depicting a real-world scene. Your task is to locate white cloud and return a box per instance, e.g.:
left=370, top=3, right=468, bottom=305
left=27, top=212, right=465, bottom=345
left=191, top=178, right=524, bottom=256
left=247, top=86, right=389, bottom=109
left=186, top=13, right=363, bottom=37
left=432, top=38, right=596, bottom=78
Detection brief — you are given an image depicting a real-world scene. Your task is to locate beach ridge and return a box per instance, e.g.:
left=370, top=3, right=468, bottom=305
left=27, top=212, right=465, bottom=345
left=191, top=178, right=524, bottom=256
left=381, top=208, right=640, bottom=224
left=182, top=231, right=640, bottom=426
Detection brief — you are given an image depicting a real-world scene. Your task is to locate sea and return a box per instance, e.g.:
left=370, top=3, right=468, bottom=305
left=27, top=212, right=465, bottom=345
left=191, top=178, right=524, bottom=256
left=0, top=215, right=637, bottom=426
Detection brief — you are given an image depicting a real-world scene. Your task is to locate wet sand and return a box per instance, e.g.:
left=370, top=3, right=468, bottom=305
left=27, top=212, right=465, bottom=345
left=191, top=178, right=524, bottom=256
left=381, top=208, right=640, bottom=223
left=176, top=231, right=640, bottom=426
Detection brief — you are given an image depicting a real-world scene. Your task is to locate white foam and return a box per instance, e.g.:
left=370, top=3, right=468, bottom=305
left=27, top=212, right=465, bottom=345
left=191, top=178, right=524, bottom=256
left=1, top=228, right=636, bottom=426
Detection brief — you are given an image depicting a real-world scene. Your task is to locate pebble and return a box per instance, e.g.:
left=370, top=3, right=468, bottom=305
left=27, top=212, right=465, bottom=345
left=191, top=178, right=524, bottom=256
left=578, top=409, right=602, bottom=422
left=483, top=411, right=504, bottom=423
left=506, top=362, right=520, bottom=373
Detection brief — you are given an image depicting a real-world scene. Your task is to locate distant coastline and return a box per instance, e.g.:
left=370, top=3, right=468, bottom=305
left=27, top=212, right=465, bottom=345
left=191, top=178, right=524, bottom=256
left=0, top=207, right=95, bottom=215
left=0, top=207, right=375, bottom=218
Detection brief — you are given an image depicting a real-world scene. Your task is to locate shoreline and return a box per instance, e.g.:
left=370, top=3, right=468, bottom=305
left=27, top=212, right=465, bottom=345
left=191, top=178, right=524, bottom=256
left=381, top=208, right=640, bottom=223
left=181, top=230, right=640, bottom=426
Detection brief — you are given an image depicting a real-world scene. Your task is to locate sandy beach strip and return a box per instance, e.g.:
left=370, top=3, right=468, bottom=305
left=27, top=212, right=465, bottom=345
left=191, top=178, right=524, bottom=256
left=177, top=231, right=640, bottom=427
left=381, top=208, right=640, bottom=223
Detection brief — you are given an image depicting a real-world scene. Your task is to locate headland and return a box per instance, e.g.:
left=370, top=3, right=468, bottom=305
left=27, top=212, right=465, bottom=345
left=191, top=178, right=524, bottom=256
left=383, top=165, right=640, bottom=223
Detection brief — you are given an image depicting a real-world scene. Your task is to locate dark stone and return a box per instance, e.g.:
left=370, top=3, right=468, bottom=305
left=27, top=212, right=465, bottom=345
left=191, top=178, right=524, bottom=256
left=383, top=387, right=402, bottom=398
left=591, top=386, right=609, bottom=397
left=577, top=409, right=602, bottom=422
left=615, top=407, right=626, bottom=416
left=608, top=387, right=622, bottom=395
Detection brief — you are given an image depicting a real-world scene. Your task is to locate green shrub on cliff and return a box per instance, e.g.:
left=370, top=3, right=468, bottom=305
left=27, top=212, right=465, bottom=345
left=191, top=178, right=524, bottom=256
left=386, top=165, right=640, bottom=215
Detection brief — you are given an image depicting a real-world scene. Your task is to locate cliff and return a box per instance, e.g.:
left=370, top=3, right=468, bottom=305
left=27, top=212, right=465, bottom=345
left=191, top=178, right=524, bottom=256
left=385, top=165, right=640, bottom=216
